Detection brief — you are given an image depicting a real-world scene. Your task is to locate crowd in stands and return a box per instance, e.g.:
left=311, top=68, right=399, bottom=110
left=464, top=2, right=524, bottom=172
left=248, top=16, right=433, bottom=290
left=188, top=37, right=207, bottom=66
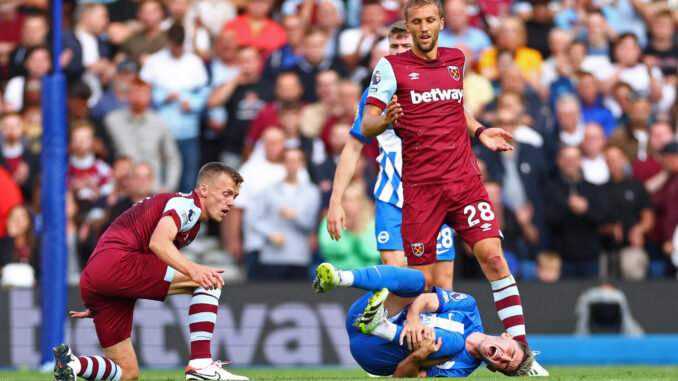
left=1, top=0, right=678, bottom=287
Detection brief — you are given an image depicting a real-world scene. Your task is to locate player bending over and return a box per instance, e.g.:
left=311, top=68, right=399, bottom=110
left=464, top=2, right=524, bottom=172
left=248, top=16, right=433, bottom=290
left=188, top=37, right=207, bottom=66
left=314, top=263, right=537, bottom=377
left=53, top=163, right=248, bottom=381
left=361, top=0, right=547, bottom=375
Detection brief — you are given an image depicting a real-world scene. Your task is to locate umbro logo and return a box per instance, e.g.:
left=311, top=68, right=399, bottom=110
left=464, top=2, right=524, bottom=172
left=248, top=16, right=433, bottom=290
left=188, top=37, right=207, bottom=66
left=409, top=72, right=419, bottom=80
left=480, top=223, right=492, bottom=232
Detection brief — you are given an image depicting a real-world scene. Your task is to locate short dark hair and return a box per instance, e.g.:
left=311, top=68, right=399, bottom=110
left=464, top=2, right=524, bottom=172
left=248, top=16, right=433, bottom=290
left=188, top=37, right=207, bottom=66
left=196, top=162, right=243, bottom=188
left=167, top=23, right=185, bottom=45
left=389, top=20, right=408, bottom=38
left=404, top=0, right=443, bottom=21
left=615, top=32, right=638, bottom=47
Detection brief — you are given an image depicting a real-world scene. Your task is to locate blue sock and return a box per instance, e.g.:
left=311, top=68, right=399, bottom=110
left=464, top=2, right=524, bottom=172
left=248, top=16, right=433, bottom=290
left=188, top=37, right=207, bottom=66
left=350, top=265, right=425, bottom=297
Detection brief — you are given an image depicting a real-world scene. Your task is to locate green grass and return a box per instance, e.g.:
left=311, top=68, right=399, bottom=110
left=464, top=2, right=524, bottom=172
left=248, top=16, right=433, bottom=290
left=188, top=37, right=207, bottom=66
left=2, top=366, right=678, bottom=380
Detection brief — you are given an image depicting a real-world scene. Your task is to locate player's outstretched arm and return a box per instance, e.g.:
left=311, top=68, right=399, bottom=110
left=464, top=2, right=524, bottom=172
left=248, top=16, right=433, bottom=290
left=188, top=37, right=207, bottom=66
left=150, top=216, right=225, bottom=289
left=327, top=136, right=365, bottom=240
left=361, top=97, right=401, bottom=139
left=464, top=108, right=514, bottom=152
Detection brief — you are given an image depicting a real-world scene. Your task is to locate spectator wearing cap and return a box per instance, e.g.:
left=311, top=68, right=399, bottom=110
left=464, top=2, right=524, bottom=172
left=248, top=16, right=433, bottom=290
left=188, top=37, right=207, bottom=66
left=3, top=45, right=51, bottom=112
left=338, top=0, right=387, bottom=74
left=89, top=60, right=136, bottom=122
left=223, top=0, right=287, bottom=58
left=262, top=14, right=307, bottom=81
left=7, top=14, right=48, bottom=79
left=291, top=28, right=347, bottom=103
left=104, top=79, right=182, bottom=193
left=609, top=96, right=653, bottom=162
left=118, top=0, right=166, bottom=66
left=438, top=0, right=491, bottom=59
left=598, top=145, right=653, bottom=280
left=140, top=23, right=209, bottom=192
left=206, top=46, right=274, bottom=169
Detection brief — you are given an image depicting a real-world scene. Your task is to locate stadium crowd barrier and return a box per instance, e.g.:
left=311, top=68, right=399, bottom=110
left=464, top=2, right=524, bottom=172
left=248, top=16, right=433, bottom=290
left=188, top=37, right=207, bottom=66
left=1, top=281, right=677, bottom=368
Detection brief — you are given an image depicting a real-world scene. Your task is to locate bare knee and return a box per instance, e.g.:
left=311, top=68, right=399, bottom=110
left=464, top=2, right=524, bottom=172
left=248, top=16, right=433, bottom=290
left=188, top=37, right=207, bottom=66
left=474, top=240, right=510, bottom=279
left=380, top=250, right=406, bottom=267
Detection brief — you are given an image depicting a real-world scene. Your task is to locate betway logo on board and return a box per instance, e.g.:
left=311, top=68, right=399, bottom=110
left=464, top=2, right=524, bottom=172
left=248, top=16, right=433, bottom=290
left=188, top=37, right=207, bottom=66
left=410, top=88, right=463, bottom=104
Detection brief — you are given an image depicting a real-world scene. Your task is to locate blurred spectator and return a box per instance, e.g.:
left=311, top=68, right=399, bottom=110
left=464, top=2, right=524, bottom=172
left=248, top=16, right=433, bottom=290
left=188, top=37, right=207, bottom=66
left=314, top=120, right=354, bottom=207
left=188, top=0, right=237, bottom=38
left=299, top=70, right=342, bottom=139
left=0, top=166, right=23, bottom=238
left=315, top=0, right=343, bottom=58
left=318, top=182, right=379, bottom=270
left=479, top=106, right=547, bottom=253
left=89, top=60, right=136, bottom=122
left=580, top=122, right=609, bottom=185
left=276, top=103, right=327, bottom=179
left=478, top=17, right=542, bottom=88
left=643, top=9, right=678, bottom=84
left=338, top=0, right=386, bottom=73
left=485, top=180, right=539, bottom=272
left=540, top=28, right=572, bottom=92
left=161, top=0, right=211, bottom=60
left=7, top=13, right=48, bottom=79
left=598, top=34, right=663, bottom=105
left=1, top=112, right=39, bottom=200
left=609, top=96, right=652, bottom=162
left=632, top=121, right=674, bottom=190
left=207, top=46, right=273, bottom=168
left=65, top=190, right=84, bottom=286
left=225, top=127, right=286, bottom=266
left=584, top=11, right=616, bottom=58
left=536, top=251, right=562, bottom=282
left=65, top=80, right=112, bottom=162
left=0, top=204, right=39, bottom=287
left=544, top=146, right=607, bottom=278
left=118, top=0, right=166, bottom=66
left=223, top=0, right=286, bottom=57
left=576, top=71, right=617, bottom=137
left=456, top=43, right=493, bottom=117
left=244, top=71, right=305, bottom=157
left=439, top=0, right=491, bottom=59
left=106, top=156, right=134, bottom=208
left=0, top=0, right=23, bottom=83
left=498, top=64, right=551, bottom=138
left=67, top=120, right=114, bottom=211
left=554, top=0, right=621, bottom=41
left=140, top=23, right=209, bottom=192
left=291, top=27, right=347, bottom=103
left=262, top=14, right=306, bottom=81
left=556, top=94, right=586, bottom=146
left=249, top=148, right=320, bottom=280
left=524, top=0, right=554, bottom=60
left=109, top=161, right=156, bottom=222
left=652, top=143, right=678, bottom=275
left=21, top=105, right=42, bottom=154
left=104, top=78, right=182, bottom=192
left=599, top=145, right=653, bottom=280
left=4, top=45, right=51, bottom=112
left=62, top=2, right=115, bottom=99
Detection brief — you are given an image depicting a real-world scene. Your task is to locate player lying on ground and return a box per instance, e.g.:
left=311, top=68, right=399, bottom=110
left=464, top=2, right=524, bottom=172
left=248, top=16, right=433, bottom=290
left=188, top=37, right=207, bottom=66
left=53, top=163, right=248, bottom=381
left=314, top=263, right=537, bottom=377
left=360, top=0, right=547, bottom=375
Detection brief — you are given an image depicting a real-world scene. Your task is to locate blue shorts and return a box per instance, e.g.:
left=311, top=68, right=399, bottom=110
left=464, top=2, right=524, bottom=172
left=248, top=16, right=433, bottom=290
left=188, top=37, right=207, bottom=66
left=346, top=293, right=407, bottom=376
left=375, top=200, right=455, bottom=261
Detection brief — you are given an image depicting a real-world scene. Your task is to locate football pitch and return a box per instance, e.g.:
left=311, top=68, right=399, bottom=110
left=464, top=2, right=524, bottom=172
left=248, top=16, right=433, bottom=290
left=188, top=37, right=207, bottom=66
left=1, top=366, right=678, bottom=380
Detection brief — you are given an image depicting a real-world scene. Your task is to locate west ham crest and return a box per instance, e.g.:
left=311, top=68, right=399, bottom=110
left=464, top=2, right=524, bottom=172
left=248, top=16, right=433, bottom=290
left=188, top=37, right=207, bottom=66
left=447, top=65, right=460, bottom=81
left=411, top=243, right=425, bottom=256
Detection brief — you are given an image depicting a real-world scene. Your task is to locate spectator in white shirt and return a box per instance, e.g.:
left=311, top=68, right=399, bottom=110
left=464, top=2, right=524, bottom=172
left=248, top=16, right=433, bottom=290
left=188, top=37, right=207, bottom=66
left=581, top=122, right=610, bottom=185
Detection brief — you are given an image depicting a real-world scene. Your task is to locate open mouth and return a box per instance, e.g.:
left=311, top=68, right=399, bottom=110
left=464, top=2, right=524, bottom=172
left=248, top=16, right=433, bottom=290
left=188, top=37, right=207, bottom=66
left=221, top=208, right=229, bottom=215
left=420, top=35, right=431, bottom=43
left=488, top=346, right=498, bottom=359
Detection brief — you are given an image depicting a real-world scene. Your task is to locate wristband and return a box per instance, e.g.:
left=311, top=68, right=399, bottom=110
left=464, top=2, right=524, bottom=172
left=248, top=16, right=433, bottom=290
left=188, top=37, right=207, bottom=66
left=474, top=126, right=488, bottom=140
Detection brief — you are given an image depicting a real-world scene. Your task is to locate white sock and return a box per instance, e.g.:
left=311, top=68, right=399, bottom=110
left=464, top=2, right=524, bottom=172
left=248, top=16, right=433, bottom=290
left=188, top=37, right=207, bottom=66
left=338, top=270, right=354, bottom=286
left=370, top=320, right=398, bottom=341
left=188, top=358, right=212, bottom=368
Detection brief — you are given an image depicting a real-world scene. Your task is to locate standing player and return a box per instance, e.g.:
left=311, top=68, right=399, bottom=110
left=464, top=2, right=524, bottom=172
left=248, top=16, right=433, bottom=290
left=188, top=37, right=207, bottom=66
left=53, top=163, right=248, bottom=381
left=361, top=0, right=547, bottom=375
left=327, top=21, right=456, bottom=289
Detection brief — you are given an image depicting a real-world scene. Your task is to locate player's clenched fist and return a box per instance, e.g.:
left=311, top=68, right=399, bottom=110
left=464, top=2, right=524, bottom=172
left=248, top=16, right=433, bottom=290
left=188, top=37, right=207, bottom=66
left=385, top=95, right=403, bottom=125
left=189, top=264, right=225, bottom=290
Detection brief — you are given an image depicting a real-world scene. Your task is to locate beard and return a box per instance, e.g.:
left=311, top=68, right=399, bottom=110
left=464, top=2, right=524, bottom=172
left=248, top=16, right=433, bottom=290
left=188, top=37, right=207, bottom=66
left=415, top=33, right=438, bottom=54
